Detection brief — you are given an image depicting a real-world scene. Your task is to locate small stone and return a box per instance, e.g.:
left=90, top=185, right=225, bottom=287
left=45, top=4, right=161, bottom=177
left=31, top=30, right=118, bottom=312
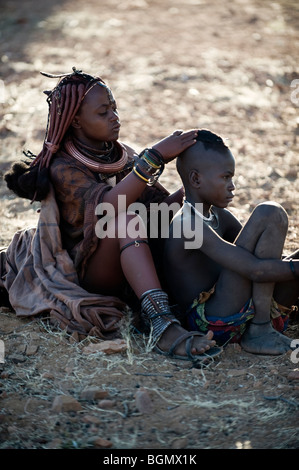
left=227, top=368, right=248, bottom=377
left=89, top=437, right=113, bottom=448
left=253, top=380, right=263, bottom=388
left=25, top=344, right=38, bottom=356
left=82, top=414, right=101, bottom=425
left=82, top=339, right=127, bottom=355
left=285, top=168, right=298, bottom=179
left=51, top=395, right=82, bottom=413
left=224, top=343, right=242, bottom=355
left=98, top=399, right=115, bottom=409
left=288, top=369, right=299, bottom=381
left=80, top=387, right=109, bottom=401
left=135, top=388, right=153, bottom=414
left=46, top=438, right=62, bottom=449
left=29, top=332, right=40, bottom=341
left=17, top=344, right=27, bottom=354
left=171, top=437, right=188, bottom=449
left=41, top=372, right=55, bottom=380
left=8, top=425, right=18, bottom=434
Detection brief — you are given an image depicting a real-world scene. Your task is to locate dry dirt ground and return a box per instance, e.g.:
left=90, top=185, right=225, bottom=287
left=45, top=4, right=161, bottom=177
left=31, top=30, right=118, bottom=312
left=0, top=0, right=299, bottom=452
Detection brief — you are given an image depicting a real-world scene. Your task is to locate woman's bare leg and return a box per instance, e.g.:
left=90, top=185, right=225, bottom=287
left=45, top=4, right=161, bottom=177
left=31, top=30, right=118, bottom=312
left=83, top=212, right=216, bottom=356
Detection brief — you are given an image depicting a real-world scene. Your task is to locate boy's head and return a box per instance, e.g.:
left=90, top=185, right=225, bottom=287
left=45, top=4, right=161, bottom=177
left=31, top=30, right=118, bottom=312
left=177, top=129, right=235, bottom=208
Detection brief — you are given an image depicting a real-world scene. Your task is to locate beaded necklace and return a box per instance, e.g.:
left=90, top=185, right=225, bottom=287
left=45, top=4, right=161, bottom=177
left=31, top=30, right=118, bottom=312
left=184, top=199, right=219, bottom=230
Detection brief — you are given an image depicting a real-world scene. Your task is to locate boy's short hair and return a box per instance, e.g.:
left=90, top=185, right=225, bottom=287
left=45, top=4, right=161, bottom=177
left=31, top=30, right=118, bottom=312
left=195, top=129, right=229, bottom=153
left=176, top=129, right=230, bottom=185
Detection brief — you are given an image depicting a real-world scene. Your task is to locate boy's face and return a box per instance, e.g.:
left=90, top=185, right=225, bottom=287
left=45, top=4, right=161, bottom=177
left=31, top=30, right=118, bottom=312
left=72, top=84, right=120, bottom=146
left=195, top=149, right=235, bottom=208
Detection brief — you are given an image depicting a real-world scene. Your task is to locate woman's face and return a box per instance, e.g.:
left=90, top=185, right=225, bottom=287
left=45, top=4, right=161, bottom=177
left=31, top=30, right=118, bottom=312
left=197, top=149, right=236, bottom=208
left=72, top=84, right=120, bottom=148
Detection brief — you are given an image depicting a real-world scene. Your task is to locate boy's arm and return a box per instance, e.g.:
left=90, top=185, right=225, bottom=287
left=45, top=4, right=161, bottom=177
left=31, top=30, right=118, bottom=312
left=200, top=223, right=298, bottom=282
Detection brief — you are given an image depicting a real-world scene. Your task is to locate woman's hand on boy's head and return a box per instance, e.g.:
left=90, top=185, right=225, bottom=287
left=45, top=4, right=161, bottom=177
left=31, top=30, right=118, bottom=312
left=152, top=129, right=198, bottom=162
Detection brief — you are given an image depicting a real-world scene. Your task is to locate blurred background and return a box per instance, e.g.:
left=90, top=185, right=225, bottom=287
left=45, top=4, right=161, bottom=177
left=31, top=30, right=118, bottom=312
left=0, top=0, right=298, bottom=247
left=0, top=1, right=299, bottom=451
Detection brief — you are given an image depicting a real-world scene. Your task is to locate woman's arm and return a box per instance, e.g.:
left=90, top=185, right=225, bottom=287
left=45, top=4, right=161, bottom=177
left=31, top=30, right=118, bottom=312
left=102, top=130, right=197, bottom=213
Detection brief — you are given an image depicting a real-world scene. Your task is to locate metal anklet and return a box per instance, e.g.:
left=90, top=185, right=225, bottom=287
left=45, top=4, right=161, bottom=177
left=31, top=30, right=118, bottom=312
left=120, top=239, right=148, bottom=255
left=251, top=320, right=271, bottom=325
left=140, top=289, right=180, bottom=344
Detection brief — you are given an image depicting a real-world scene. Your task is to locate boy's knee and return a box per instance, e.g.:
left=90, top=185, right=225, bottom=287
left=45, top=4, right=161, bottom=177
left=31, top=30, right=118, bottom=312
left=254, top=201, right=288, bottom=229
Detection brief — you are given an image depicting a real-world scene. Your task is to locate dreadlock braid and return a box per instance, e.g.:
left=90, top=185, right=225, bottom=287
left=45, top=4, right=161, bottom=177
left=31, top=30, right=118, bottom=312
left=4, top=68, right=105, bottom=201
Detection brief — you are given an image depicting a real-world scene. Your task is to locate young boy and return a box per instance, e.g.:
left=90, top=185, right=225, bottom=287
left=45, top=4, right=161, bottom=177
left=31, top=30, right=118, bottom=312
left=163, top=129, right=299, bottom=355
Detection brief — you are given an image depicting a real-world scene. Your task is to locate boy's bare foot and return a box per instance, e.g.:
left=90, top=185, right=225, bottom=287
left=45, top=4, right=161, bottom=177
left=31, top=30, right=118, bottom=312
left=241, top=322, right=292, bottom=355
left=157, top=323, right=216, bottom=357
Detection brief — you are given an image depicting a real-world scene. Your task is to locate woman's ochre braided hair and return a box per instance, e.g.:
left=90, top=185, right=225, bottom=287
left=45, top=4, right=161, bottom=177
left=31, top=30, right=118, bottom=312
left=4, top=67, right=105, bottom=201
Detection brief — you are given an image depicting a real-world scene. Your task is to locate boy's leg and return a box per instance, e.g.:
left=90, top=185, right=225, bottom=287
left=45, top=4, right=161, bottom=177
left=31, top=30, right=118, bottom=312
left=273, top=249, right=299, bottom=307
left=83, top=212, right=216, bottom=357
left=238, top=204, right=293, bottom=354
left=205, top=202, right=293, bottom=354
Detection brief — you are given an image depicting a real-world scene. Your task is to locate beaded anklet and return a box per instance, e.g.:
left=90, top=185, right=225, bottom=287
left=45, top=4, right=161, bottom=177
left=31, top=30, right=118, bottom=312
left=140, top=289, right=180, bottom=344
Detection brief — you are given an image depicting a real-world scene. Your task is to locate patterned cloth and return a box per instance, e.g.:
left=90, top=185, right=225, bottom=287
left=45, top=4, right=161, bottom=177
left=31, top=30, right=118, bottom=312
left=0, top=141, right=169, bottom=339
left=187, top=291, right=290, bottom=346
left=0, top=185, right=126, bottom=339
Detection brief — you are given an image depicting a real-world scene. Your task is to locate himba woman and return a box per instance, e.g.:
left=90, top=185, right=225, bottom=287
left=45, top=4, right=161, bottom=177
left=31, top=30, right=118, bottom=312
left=1, top=67, right=220, bottom=362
